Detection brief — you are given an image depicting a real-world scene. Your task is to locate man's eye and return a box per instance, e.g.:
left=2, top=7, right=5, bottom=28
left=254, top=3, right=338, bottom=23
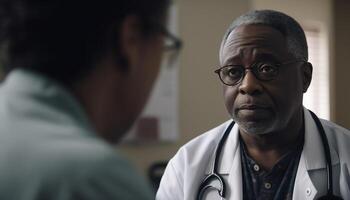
left=258, top=64, right=277, bottom=74
left=226, top=67, right=242, bottom=78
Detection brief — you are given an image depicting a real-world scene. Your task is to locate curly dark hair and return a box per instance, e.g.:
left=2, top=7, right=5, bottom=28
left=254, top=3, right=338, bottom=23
left=0, top=0, right=170, bottom=85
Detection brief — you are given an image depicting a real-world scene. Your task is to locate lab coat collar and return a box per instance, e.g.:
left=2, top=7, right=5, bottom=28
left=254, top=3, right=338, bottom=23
left=302, top=108, right=339, bottom=170
left=205, top=121, right=240, bottom=175
left=204, top=121, right=243, bottom=200
left=293, top=108, right=340, bottom=200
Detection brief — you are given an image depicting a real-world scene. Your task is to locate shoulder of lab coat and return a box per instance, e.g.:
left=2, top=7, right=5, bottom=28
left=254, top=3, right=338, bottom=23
left=156, top=120, right=235, bottom=200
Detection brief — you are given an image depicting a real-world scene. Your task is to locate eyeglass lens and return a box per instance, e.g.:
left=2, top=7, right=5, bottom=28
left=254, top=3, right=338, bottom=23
left=218, top=63, right=279, bottom=85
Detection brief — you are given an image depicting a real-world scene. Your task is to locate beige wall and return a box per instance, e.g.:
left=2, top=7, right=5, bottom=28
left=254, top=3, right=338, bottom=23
left=252, top=0, right=332, bottom=24
left=333, top=0, right=350, bottom=128
left=120, top=0, right=350, bottom=177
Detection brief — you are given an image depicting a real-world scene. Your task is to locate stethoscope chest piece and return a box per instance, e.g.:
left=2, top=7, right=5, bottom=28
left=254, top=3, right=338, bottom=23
left=197, top=173, right=226, bottom=200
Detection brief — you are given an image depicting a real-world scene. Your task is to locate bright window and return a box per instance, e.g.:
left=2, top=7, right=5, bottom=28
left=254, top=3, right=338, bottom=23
left=303, top=27, right=330, bottom=119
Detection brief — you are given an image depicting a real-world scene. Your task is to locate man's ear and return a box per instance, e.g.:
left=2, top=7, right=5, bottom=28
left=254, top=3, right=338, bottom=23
left=302, top=62, right=313, bottom=93
left=117, top=15, right=143, bottom=71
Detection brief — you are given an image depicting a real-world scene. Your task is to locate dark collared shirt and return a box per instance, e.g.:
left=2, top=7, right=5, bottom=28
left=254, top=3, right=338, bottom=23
left=240, top=136, right=303, bottom=200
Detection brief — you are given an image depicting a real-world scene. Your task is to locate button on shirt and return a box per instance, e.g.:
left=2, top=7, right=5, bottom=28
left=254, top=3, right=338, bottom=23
left=240, top=136, right=303, bottom=200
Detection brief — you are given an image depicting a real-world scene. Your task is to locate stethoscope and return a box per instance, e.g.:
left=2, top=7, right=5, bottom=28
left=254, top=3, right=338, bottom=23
left=196, top=110, right=343, bottom=200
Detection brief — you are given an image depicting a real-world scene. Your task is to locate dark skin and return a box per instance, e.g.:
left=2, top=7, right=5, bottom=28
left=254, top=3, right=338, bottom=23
left=220, top=25, right=312, bottom=170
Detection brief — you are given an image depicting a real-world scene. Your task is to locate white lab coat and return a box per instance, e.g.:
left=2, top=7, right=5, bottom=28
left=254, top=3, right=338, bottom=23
left=157, top=108, right=350, bottom=200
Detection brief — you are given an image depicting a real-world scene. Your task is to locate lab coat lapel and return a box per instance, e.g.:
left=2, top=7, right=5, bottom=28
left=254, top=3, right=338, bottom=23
left=292, top=149, right=317, bottom=199
left=203, top=122, right=242, bottom=200
left=292, top=108, right=340, bottom=199
left=204, top=121, right=237, bottom=175
left=217, top=123, right=240, bottom=174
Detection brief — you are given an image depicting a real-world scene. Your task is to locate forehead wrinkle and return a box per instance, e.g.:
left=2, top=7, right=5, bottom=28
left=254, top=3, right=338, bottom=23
left=227, top=35, right=275, bottom=49
left=220, top=25, right=290, bottom=65
left=222, top=39, right=272, bottom=64
left=222, top=38, right=286, bottom=66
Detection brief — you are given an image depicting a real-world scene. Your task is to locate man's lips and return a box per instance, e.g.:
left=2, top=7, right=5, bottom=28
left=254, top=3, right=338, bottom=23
left=235, top=104, right=272, bottom=120
left=237, top=104, right=270, bottom=110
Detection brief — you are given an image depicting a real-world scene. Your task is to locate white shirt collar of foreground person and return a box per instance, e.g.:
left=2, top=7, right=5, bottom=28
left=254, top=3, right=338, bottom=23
left=156, top=108, right=350, bottom=200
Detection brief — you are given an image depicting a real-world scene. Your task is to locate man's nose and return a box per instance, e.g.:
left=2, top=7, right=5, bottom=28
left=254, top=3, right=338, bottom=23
left=238, top=71, right=263, bottom=95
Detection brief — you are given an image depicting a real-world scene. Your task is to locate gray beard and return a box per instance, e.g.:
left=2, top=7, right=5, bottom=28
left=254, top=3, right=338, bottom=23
left=234, top=119, right=276, bottom=135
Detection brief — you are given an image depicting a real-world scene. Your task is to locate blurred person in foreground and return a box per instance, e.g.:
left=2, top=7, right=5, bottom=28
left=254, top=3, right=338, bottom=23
left=157, top=10, right=350, bottom=200
left=0, top=0, right=181, bottom=199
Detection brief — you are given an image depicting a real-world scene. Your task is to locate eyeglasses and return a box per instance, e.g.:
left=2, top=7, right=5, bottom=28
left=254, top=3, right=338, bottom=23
left=158, top=26, right=182, bottom=67
left=144, top=17, right=183, bottom=67
left=144, top=19, right=182, bottom=67
left=214, top=60, right=305, bottom=86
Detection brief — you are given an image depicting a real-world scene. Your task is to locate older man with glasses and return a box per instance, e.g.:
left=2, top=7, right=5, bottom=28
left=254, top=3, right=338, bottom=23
left=157, top=10, right=349, bottom=200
